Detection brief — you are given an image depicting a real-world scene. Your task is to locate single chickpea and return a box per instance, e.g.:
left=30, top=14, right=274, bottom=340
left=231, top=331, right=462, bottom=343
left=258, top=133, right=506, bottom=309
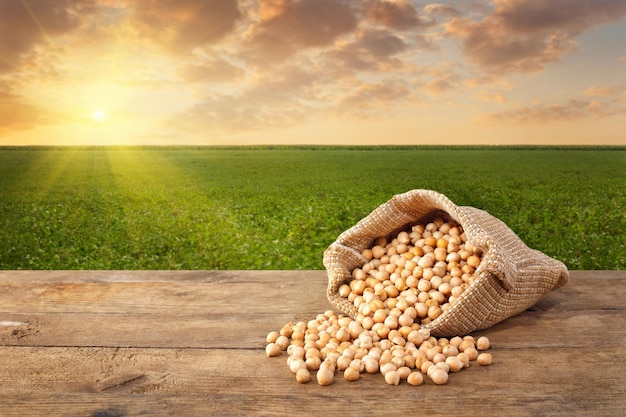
left=296, top=368, right=311, bottom=383
left=266, top=343, right=281, bottom=357
left=429, top=368, right=449, bottom=385
left=344, top=366, right=360, bottom=381
left=445, top=356, right=464, bottom=372
left=428, top=305, right=442, bottom=320
left=338, top=284, right=351, bottom=298
left=477, top=353, right=492, bottom=366
left=266, top=331, right=280, bottom=344
left=316, top=368, right=334, bottom=386
left=465, top=347, right=479, bottom=361
left=275, top=335, right=290, bottom=350
left=380, top=362, right=397, bottom=376
left=384, top=370, right=401, bottom=385
left=280, top=323, right=293, bottom=338
left=372, top=245, right=386, bottom=259
left=407, top=371, right=424, bottom=386
left=467, top=255, right=481, bottom=268
left=477, top=336, right=490, bottom=351
left=306, top=356, right=321, bottom=371
left=442, top=344, right=459, bottom=357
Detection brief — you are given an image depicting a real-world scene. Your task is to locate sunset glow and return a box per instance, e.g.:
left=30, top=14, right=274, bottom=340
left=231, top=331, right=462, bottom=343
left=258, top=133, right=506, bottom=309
left=92, top=110, right=107, bottom=121
left=1, top=0, right=625, bottom=146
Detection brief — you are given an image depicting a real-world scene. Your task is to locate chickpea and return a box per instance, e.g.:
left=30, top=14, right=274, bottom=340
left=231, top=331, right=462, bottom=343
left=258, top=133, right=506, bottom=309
left=344, top=366, right=360, bottom=381
left=267, top=218, right=491, bottom=387
left=477, top=336, right=491, bottom=351
left=296, top=368, right=311, bottom=383
left=384, top=370, right=401, bottom=385
left=316, top=368, right=334, bottom=386
left=477, top=353, right=492, bottom=366
left=465, top=347, right=479, bottom=361
left=407, top=371, right=424, bottom=386
left=276, top=335, right=290, bottom=350
left=445, top=356, right=464, bottom=372
left=265, top=343, right=281, bottom=357
left=429, top=368, right=448, bottom=385
left=266, top=331, right=280, bottom=344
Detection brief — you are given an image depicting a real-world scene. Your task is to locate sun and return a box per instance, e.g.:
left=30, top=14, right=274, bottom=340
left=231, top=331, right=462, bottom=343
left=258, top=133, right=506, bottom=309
left=92, top=109, right=108, bottom=121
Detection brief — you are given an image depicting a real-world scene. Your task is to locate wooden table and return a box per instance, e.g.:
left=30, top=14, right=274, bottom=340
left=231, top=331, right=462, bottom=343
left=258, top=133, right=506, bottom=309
left=0, top=270, right=624, bottom=417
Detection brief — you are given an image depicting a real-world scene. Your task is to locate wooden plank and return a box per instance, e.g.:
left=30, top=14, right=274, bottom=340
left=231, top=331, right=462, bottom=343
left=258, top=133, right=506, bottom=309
left=0, top=271, right=624, bottom=316
left=0, top=271, right=624, bottom=350
left=0, top=308, right=624, bottom=350
left=0, top=275, right=328, bottom=315
left=0, top=269, right=306, bottom=283
left=0, top=346, right=624, bottom=417
left=0, top=270, right=624, bottom=417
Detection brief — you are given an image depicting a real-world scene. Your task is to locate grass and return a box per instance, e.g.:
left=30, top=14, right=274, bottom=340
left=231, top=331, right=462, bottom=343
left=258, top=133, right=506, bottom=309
left=0, top=146, right=624, bottom=270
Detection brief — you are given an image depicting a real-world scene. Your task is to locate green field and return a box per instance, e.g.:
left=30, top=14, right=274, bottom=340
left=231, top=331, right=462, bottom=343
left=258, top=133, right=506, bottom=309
left=0, top=146, right=624, bottom=270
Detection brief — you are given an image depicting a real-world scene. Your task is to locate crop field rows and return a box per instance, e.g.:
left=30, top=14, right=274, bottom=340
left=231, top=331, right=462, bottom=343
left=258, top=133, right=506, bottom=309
left=0, top=146, right=624, bottom=270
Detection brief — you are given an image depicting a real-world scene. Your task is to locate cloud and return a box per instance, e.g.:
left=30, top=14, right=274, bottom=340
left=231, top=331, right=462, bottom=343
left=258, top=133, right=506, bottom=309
left=170, top=64, right=323, bottom=132
left=423, top=3, right=462, bottom=19
left=130, top=0, right=242, bottom=53
left=0, top=0, right=97, bottom=72
left=495, top=0, right=626, bottom=34
left=583, top=85, right=624, bottom=97
left=338, top=78, right=412, bottom=117
left=0, top=83, right=54, bottom=134
left=176, top=59, right=245, bottom=83
left=327, top=28, right=408, bottom=73
left=482, top=96, right=626, bottom=124
left=243, top=0, right=358, bottom=64
left=446, top=0, right=626, bottom=74
left=475, top=91, right=507, bottom=103
left=365, top=0, right=422, bottom=30
left=423, top=79, right=453, bottom=95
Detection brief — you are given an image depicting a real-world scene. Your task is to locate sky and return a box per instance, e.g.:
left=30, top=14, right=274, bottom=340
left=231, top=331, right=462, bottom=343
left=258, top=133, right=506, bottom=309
left=0, top=0, right=625, bottom=146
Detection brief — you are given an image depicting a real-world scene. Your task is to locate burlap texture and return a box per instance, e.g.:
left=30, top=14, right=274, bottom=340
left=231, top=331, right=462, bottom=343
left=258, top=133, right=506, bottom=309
left=323, top=189, right=569, bottom=337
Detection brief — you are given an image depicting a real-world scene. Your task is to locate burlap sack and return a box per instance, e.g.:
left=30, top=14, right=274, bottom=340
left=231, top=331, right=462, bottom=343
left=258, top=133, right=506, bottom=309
left=323, top=189, right=569, bottom=337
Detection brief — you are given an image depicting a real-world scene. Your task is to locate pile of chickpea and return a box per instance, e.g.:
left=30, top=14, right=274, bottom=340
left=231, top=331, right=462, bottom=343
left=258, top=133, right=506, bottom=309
left=266, top=217, right=492, bottom=386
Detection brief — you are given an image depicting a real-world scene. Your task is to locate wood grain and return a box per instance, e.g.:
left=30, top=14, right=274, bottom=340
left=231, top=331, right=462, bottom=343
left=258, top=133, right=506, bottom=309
left=0, top=270, right=624, bottom=417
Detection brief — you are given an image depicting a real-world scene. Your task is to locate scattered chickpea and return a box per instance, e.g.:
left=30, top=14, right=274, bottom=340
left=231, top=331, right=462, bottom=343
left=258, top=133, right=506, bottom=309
left=296, top=368, right=311, bottom=383
left=476, top=336, right=490, bottom=351
left=275, top=335, right=290, bottom=350
left=407, top=371, right=424, bottom=386
left=265, top=217, right=494, bottom=388
left=265, top=342, right=281, bottom=357
left=445, top=356, right=464, bottom=373
left=384, top=370, right=401, bottom=386
left=316, top=368, right=334, bottom=386
left=429, top=368, right=449, bottom=385
left=266, top=331, right=280, bottom=344
left=477, top=353, right=493, bottom=366
left=465, top=347, right=479, bottom=361
left=344, top=366, right=360, bottom=382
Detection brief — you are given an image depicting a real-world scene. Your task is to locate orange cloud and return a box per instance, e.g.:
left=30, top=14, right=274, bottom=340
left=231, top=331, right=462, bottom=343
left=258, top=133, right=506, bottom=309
left=423, top=3, right=462, bottom=19
left=482, top=96, right=625, bottom=124
left=584, top=85, right=624, bottom=97
left=327, top=28, right=408, bottom=73
left=338, top=79, right=412, bottom=117
left=243, top=0, right=358, bottom=64
left=423, top=79, right=453, bottom=95
left=0, top=0, right=97, bottom=73
left=0, top=83, right=54, bottom=134
left=446, top=0, right=626, bottom=73
left=475, top=91, right=507, bottom=103
left=176, top=59, right=245, bottom=84
left=131, top=0, right=243, bottom=53
left=365, top=0, right=422, bottom=30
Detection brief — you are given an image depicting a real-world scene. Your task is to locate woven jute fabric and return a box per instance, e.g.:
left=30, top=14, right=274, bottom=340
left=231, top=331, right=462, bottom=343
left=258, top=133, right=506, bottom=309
left=323, top=189, right=569, bottom=337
